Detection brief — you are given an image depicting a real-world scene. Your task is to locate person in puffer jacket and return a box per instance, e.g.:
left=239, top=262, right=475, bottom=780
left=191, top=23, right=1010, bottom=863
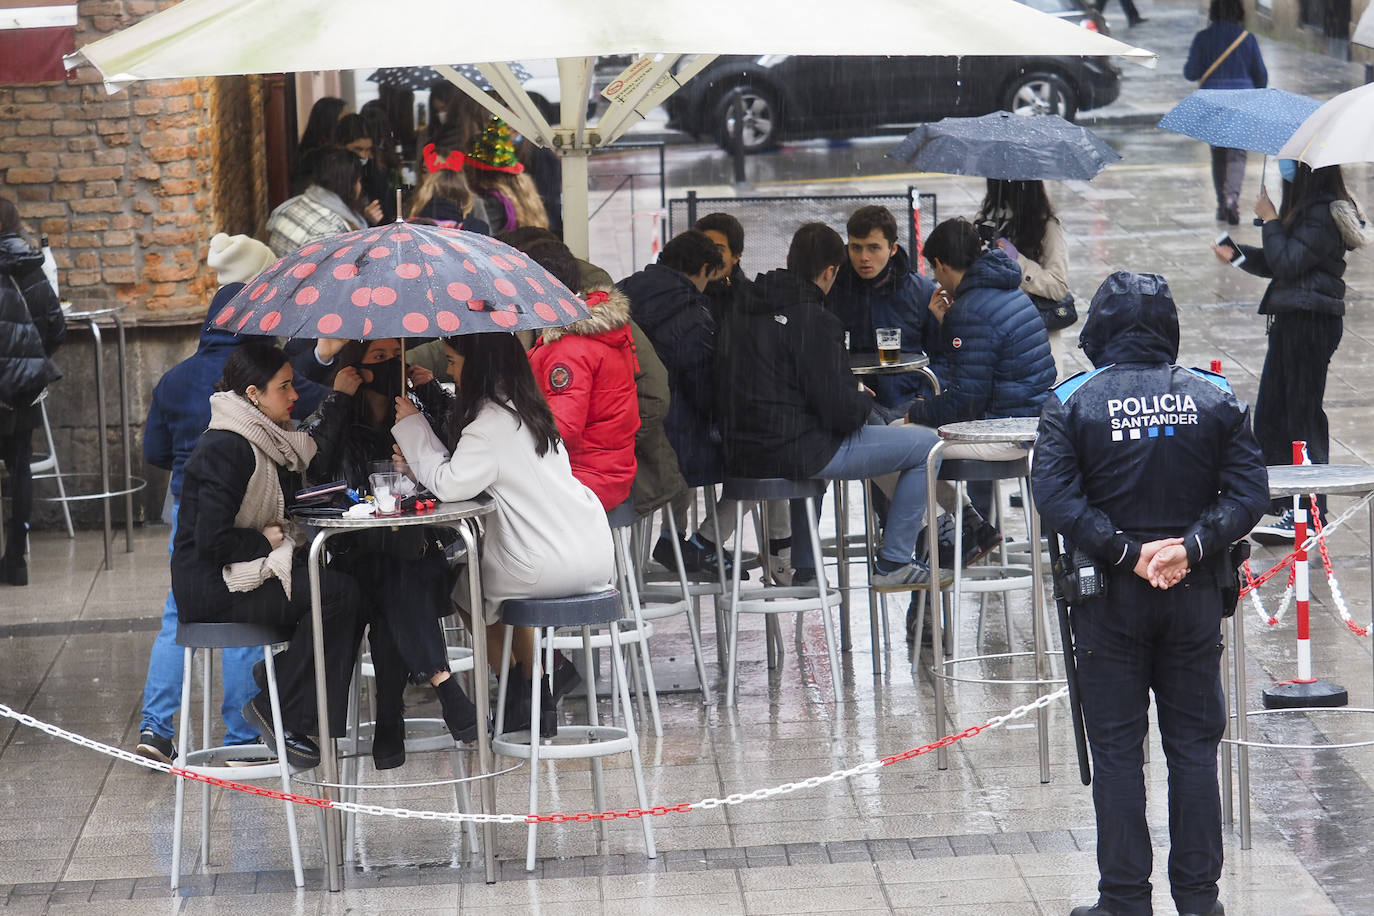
left=1214, top=163, right=1372, bottom=538
left=903, top=218, right=1056, bottom=539
left=0, top=197, right=65, bottom=586
left=526, top=241, right=641, bottom=511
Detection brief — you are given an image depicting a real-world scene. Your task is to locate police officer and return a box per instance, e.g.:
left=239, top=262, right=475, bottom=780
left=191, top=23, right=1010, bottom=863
left=1032, top=271, right=1269, bottom=916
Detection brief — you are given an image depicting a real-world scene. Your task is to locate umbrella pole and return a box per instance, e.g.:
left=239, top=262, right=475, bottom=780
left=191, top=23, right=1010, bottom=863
left=401, top=338, right=407, bottom=394
left=395, top=188, right=404, bottom=223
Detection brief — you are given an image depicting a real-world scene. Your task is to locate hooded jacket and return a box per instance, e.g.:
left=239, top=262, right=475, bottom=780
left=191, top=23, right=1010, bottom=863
left=0, top=233, right=64, bottom=426
left=528, top=285, right=641, bottom=510
left=826, top=245, right=939, bottom=409
left=627, top=317, right=689, bottom=516
left=1237, top=192, right=1363, bottom=317
left=716, top=268, right=871, bottom=479
left=1032, top=271, right=1269, bottom=574
left=906, top=250, right=1055, bottom=428
left=619, top=262, right=722, bottom=486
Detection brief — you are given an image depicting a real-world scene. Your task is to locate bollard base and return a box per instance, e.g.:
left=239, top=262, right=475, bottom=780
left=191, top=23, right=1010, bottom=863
left=1262, top=679, right=1349, bottom=709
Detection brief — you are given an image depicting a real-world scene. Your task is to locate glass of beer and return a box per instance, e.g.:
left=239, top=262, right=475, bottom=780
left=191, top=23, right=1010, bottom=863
left=876, top=327, right=902, bottom=365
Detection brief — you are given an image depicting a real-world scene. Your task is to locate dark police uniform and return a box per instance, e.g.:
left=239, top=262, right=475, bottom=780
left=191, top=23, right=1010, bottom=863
left=1032, top=272, right=1269, bottom=916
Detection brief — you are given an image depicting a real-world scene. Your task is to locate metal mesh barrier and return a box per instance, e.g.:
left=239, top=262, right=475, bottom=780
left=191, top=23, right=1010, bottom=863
left=668, top=189, right=938, bottom=276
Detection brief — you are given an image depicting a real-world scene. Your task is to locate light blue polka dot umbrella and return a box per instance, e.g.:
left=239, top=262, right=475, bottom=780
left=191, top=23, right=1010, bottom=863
left=1157, top=88, right=1322, bottom=156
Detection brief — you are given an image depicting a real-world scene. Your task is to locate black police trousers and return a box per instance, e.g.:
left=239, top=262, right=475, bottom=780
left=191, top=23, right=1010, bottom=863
left=1073, top=572, right=1226, bottom=915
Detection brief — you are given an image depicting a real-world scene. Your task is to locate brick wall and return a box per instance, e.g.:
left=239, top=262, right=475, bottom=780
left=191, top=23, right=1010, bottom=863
left=0, top=2, right=223, bottom=316
left=1, top=2, right=270, bottom=529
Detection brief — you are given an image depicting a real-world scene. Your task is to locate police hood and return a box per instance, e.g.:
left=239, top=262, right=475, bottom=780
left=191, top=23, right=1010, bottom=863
left=1078, top=270, right=1179, bottom=368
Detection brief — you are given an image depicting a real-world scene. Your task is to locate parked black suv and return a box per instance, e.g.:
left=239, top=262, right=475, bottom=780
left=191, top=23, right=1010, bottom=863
left=663, top=0, right=1121, bottom=152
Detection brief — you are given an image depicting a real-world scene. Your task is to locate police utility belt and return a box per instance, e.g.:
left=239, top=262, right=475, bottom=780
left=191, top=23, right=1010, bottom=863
left=1052, top=539, right=1251, bottom=617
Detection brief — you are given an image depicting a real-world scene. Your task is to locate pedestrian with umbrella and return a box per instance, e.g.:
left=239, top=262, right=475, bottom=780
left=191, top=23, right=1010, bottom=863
left=974, top=179, right=1073, bottom=332
left=1213, top=162, right=1369, bottom=542
left=1183, top=0, right=1268, bottom=225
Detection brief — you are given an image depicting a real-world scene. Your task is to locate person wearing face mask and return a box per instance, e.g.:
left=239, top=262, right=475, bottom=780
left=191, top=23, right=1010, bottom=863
left=298, top=338, right=479, bottom=769
left=267, top=149, right=379, bottom=257
left=1213, top=162, right=1371, bottom=542
left=337, top=114, right=389, bottom=225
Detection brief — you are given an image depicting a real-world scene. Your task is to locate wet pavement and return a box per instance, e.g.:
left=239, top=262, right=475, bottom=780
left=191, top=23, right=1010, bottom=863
left=5, top=0, right=1374, bottom=912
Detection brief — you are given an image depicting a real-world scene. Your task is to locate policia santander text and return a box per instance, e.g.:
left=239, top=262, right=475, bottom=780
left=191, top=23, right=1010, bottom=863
left=1032, top=272, right=1269, bottom=916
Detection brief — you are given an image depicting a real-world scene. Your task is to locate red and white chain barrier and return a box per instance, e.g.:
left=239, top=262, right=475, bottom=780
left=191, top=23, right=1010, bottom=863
left=1240, top=487, right=1374, bottom=637
left=0, top=687, right=1066, bottom=825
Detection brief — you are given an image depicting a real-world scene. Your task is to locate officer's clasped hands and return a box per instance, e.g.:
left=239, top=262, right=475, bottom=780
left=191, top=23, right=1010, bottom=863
left=1133, top=537, right=1188, bottom=590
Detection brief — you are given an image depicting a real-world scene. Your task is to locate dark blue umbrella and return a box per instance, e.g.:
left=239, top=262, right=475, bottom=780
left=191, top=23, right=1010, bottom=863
left=887, top=111, right=1120, bottom=180
left=1157, top=88, right=1322, bottom=155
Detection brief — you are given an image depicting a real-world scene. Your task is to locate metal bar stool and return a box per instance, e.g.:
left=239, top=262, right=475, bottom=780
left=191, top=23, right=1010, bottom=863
left=27, top=390, right=74, bottom=538
left=720, top=477, right=843, bottom=705
left=632, top=500, right=714, bottom=702
left=922, top=419, right=1057, bottom=783
left=171, top=621, right=309, bottom=890
left=545, top=500, right=663, bottom=736
left=492, top=589, right=656, bottom=872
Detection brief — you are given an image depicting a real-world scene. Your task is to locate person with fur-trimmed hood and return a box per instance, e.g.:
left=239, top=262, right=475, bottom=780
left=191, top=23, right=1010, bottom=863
left=525, top=240, right=641, bottom=511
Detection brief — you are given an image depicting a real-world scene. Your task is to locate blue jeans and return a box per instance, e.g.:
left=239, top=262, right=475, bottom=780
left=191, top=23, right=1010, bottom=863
left=139, top=501, right=258, bottom=745
left=790, top=424, right=940, bottom=569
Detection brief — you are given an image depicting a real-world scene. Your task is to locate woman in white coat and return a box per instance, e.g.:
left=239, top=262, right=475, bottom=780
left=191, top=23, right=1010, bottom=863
left=392, top=331, right=614, bottom=736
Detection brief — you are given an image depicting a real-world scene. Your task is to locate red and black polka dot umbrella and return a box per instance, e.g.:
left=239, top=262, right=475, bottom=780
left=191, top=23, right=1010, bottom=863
left=211, top=222, right=590, bottom=340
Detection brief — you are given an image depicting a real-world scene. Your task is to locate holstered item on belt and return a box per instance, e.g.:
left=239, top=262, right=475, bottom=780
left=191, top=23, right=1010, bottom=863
left=1219, top=538, right=1251, bottom=618
left=1051, top=547, right=1106, bottom=605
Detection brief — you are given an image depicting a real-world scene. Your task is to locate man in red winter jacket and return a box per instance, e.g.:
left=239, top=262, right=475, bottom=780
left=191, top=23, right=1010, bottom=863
left=525, top=240, right=641, bottom=510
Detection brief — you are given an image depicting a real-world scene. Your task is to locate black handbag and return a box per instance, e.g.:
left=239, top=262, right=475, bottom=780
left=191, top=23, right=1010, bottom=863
left=1029, top=291, right=1078, bottom=332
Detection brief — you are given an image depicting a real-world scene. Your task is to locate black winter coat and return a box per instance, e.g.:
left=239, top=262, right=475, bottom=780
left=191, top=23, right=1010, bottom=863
left=171, top=393, right=352, bottom=621
left=906, top=250, right=1055, bottom=427
left=0, top=233, right=64, bottom=430
left=1238, top=193, right=1350, bottom=317
left=716, top=268, right=871, bottom=479
left=620, top=263, right=723, bottom=486
left=300, top=381, right=452, bottom=491
left=826, top=246, right=938, bottom=409
left=1032, top=271, right=1269, bottom=574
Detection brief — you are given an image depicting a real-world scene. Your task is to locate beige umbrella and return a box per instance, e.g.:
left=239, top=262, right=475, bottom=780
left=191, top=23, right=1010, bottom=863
left=1278, top=81, right=1374, bottom=169
left=66, top=0, right=1156, bottom=258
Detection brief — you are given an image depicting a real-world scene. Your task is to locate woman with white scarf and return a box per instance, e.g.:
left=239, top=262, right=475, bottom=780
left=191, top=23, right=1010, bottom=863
left=170, top=342, right=362, bottom=769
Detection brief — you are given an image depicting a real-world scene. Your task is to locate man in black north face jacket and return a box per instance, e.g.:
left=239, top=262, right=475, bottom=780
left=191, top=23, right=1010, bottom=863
left=1032, top=271, right=1268, bottom=916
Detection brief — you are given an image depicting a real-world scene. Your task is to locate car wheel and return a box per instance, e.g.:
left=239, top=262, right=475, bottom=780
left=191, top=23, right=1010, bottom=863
left=712, top=85, right=781, bottom=153
left=1003, top=71, right=1078, bottom=120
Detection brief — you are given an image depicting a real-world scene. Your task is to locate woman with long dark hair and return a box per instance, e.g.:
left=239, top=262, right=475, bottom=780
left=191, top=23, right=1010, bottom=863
left=292, top=96, right=348, bottom=195
left=975, top=179, right=1070, bottom=306
left=301, top=338, right=477, bottom=768
left=391, top=332, right=614, bottom=736
left=171, top=342, right=362, bottom=768
left=336, top=113, right=387, bottom=226
left=267, top=149, right=376, bottom=256
left=1215, top=163, right=1370, bottom=539
left=0, top=196, right=65, bottom=585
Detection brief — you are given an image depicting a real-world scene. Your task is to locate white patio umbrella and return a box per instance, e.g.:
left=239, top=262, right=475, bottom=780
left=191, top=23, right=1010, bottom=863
left=66, top=0, right=1156, bottom=259
left=1278, top=81, right=1374, bottom=169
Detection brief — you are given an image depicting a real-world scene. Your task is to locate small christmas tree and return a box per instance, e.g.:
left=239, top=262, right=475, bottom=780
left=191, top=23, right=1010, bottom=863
left=468, top=116, right=523, bottom=173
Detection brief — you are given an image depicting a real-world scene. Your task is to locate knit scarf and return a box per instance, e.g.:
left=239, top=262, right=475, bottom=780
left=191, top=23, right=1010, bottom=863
left=207, top=391, right=317, bottom=595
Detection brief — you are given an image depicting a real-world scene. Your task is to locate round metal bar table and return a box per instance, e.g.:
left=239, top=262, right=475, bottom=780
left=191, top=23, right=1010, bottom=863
left=1225, top=464, right=1374, bottom=851
left=834, top=352, right=939, bottom=669
left=923, top=418, right=1052, bottom=782
left=296, top=496, right=497, bottom=889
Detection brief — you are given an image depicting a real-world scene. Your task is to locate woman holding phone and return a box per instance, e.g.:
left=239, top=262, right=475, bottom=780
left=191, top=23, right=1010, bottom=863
left=1213, top=163, right=1370, bottom=540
